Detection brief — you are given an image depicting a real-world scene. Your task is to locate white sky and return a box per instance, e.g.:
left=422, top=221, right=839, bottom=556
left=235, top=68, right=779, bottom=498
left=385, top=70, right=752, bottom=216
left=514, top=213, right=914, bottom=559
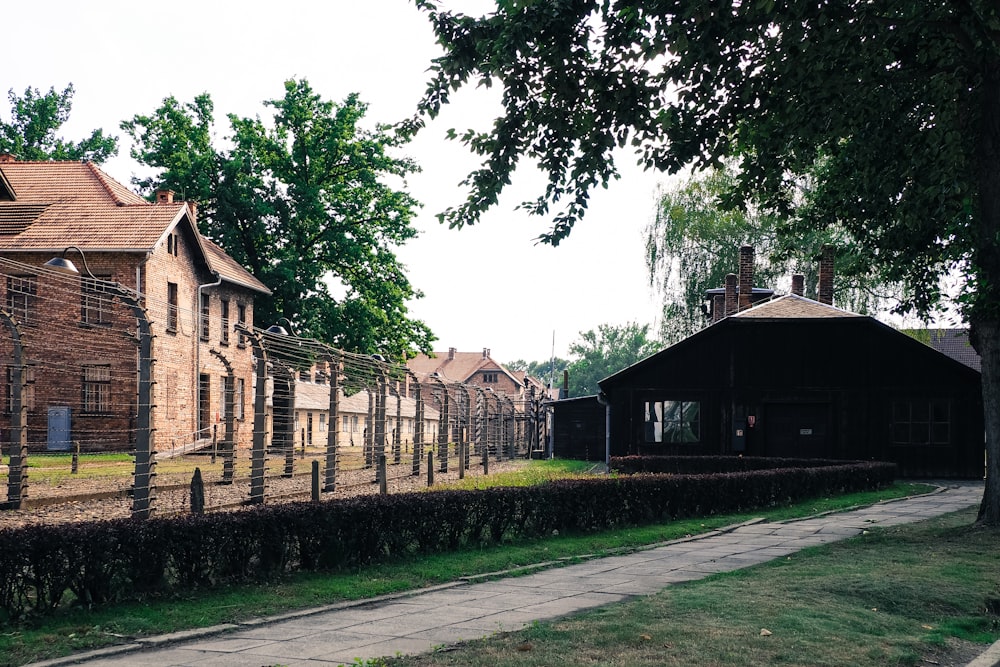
left=5, top=1, right=670, bottom=364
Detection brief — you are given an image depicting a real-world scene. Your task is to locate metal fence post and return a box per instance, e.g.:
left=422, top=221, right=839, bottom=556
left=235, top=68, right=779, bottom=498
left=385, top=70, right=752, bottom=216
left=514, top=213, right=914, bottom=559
left=236, top=324, right=268, bottom=505
left=0, top=310, right=27, bottom=509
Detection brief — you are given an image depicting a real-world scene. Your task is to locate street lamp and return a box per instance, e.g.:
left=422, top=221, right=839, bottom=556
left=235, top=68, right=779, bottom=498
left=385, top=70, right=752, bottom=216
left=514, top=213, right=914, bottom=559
left=45, top=246, right=157, bottom=519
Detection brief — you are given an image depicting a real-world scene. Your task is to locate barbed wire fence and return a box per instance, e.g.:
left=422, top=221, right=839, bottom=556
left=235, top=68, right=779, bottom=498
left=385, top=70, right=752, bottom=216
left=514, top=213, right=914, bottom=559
left=0, top=255, right=547, bottom=520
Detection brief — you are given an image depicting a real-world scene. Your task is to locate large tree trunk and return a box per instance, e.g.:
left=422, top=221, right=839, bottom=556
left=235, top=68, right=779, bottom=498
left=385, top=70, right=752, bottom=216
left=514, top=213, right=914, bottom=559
left=975, top=59, right=1000, bottom=525
left=978, top=319, right=1000, bottom=524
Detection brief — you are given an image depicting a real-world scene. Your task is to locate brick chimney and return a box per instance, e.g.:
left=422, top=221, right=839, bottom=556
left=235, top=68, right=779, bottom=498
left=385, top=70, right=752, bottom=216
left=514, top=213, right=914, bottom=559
left=818, top=245, right=835, bottom=305
left=482, top=348, right=490, bottom=359
left=791, top=274, right=805, bottom=296
left=0, top=153, right=15, bottom=163
left=448, top=347, right=456, bottom=360
left=156, top=190, right=175, bottom=204
left=186, top=201, right=198, bottom=220
left=712, top=293, right=725, bottom=323
left=738, top=245, right=754, bottom=311
left=724, top=273, right=738, bottom=317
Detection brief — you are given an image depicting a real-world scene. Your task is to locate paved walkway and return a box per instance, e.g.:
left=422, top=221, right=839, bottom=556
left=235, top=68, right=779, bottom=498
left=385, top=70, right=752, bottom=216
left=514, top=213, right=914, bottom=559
left=32, top=482, right=987, bottom=667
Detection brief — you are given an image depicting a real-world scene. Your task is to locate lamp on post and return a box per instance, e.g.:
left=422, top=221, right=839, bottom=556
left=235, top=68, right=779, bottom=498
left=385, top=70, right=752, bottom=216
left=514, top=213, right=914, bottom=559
left=45, top=246, right=157, bottom=519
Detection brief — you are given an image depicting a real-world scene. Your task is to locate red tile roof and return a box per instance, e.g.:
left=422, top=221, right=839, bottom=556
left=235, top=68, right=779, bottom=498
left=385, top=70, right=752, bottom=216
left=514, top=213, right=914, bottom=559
left=0, top=160, right=269, bottom=294
left=407, top=350, right=518, bottom=385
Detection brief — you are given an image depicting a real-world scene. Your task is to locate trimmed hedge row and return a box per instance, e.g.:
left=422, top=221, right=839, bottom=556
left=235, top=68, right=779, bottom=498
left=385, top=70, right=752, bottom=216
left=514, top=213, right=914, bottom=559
left=0, top=460, right=895, bottom=622
left=610, top=455, right=858, bottom=475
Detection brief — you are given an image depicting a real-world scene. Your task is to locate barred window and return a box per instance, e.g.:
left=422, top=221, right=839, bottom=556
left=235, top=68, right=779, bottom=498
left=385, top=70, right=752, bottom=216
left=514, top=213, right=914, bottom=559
left=235, top=378, right=245, bottom=420
left=7, top=275, right=37, bottom=326
left=199, top=293, right=210, bottom=341
left=81, top=275, right=113, bottom=326
left=220, top=299, right=230, bottom=345
left=5, top=364, right=35, bottom=413
left=237, top=303, right=247, bottom=348
left=83, top=364, right=112, bottom=414
left=166, top=282, right=179, bottom=332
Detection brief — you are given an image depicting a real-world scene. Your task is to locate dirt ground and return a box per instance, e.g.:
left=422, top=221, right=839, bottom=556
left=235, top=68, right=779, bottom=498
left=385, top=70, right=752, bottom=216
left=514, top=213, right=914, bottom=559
left=0, top=454, right=525, bottom=529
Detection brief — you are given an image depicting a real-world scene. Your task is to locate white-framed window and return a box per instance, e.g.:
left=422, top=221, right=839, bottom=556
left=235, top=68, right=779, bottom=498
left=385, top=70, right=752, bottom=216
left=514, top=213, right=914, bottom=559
left=83, top=364, right=112, bottom=414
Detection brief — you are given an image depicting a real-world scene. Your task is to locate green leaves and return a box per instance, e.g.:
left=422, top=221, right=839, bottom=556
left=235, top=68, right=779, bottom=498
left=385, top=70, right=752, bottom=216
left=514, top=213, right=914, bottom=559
left=566, top=322, right=660, bottom=396
left=0, top=84, right=117, bottom=163
left=124, top=79, right=434, bottom=359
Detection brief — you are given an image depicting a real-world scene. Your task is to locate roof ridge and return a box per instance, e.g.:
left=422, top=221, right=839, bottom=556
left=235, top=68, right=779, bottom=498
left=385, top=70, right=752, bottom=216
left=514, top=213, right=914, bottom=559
left=85, top=161, right=143, bottom=207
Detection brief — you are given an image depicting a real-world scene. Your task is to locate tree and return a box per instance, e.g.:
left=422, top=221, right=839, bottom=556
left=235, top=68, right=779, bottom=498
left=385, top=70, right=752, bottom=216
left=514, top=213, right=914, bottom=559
left=565, top=323, right=659, bottom=397
left=648, top=167, right=908, bottom=344
left=411, top=2, right=1000, bottom=524
left=123, top=79, right=434, bottom=359
left=0, top=84, right=117, bottom=163
left=506, top=356, right=570, bottom=389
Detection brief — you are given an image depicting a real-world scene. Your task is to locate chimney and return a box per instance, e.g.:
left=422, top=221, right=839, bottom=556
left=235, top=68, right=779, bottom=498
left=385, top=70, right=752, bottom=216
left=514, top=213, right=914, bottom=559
left=156, top=190, right=175, bottom=204
left=0, top=153, right=15, bottom=163
left=448, top=347, right=456, bottom=360
left=186, top=201, right=198, bottom=221
left=724, top=273, right=738, bottom=317
left=482, top=348, right=490, bottom=359
left=791, top=274, right=805, bottom=296
left=738, top=245, right=754, bottom=311
left=712, top=293, right=725, bottom=323
left=818, top=245, right=835, bottom=305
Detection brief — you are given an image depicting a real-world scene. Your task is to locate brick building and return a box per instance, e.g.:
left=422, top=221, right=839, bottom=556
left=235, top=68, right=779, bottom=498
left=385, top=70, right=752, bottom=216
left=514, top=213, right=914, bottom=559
left=0, top=157, right=269, bottom=452
left=407, top=348, right=531, bottom=399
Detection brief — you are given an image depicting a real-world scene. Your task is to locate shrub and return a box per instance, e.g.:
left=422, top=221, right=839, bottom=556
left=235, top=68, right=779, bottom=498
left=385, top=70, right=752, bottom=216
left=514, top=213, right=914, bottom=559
left=0, top=459, right=895, bottom=622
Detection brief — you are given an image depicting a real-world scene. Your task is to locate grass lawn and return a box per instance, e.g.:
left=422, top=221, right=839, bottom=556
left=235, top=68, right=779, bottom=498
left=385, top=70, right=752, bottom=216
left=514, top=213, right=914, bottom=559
left=0, top=465, right=949, bottom=666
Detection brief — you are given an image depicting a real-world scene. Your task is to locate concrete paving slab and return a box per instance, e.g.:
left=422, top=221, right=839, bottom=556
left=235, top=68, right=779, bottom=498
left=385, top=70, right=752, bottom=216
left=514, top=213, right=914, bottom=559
left=33, top=482, right=984, bottom=667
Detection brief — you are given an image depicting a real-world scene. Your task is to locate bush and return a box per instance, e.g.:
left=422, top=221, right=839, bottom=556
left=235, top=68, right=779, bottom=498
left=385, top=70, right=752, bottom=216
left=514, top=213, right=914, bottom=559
left=0, top=459, right=895, bottom=623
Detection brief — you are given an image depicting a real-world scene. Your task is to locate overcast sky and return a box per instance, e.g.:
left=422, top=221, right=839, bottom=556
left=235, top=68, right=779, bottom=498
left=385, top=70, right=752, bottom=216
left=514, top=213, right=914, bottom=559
left=5, top=1, right=672, bottom=364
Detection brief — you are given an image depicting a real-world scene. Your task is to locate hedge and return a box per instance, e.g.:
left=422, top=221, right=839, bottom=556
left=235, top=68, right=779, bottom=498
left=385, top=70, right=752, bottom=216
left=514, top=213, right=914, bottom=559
left=0, top=459, right=895, bottom=622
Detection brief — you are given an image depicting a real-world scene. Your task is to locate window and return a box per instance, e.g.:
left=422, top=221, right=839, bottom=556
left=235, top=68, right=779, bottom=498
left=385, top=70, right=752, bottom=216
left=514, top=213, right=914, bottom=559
left=235, top=378, right=245, bottom=420
left=237, top=303, right=247, bottom=348
left=482, top=372, right=498, bottom=383
left=81, top=275, right=113, bottom=326
left=220, top=375, right=233, bottom=420
left=342, top=414, right=349, bottom=433
left=82, top=364, right=112, bottom=414
left=644, top=400, right=701, bottom=443
left=5, top=364, right=35, bottom=413
left=220, top=299, right=230, bottom=345
left=166, top=282, right=179, bottom=332
left=306, top=412, right=313, bottom=445
left=892, top=400, right=950, bottom=445
left=7, top=275, right=36, bottom=326
left=199, top=293, right=210, bottom=341
left=319, top=413, right=327, bottom=432
left=166, top=233, right=179, bottom=256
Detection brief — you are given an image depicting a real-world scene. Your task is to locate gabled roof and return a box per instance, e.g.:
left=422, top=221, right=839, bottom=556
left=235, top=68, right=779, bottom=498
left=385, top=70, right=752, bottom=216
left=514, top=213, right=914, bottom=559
left=600, top=293, right=975, bottom=390
left=0, top=160, right=269, bottom=294
left=905, top=328, right=981, bottom=372
left=731, top=293, right=862, bottom=319
left=200, top=237, right=269, bottom=294
left=407, top=350, right=521, bottom=386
